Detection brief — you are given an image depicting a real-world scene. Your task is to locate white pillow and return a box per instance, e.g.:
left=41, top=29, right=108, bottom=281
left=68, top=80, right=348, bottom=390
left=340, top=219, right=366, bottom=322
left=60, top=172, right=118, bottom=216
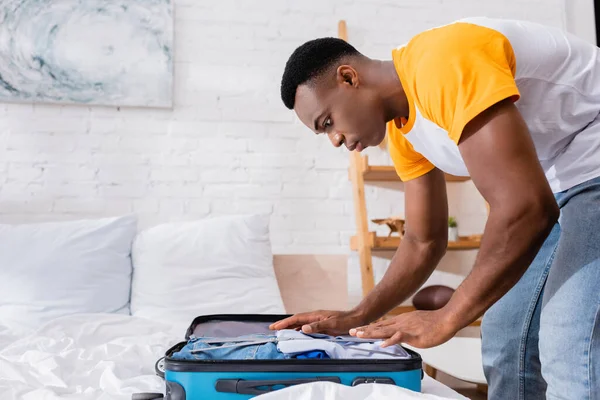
left=0, top=215, right=137, bottom=334
left=131, top=214, right=285, bottom=330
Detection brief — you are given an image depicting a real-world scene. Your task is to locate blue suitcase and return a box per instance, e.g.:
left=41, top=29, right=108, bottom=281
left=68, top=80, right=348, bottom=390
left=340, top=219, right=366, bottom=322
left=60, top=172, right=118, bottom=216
left=158, top=314, right=423, bottom=399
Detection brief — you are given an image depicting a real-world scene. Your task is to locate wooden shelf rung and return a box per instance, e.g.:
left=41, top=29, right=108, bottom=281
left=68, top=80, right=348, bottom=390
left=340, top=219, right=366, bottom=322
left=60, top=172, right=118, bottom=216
left=354, top=156, right=470, bottom=182
left=386, top=305, right=416, bottom=316
left=383, top=305, right=482, bottom=327
left=350, top=234, right=481, bottom=251
left=358, top=164, right=469, bottom=182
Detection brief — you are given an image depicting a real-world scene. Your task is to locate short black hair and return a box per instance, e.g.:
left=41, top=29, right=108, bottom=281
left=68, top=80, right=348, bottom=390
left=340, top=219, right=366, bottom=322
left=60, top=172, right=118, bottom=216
left=280, top=38, right=360, bottom=109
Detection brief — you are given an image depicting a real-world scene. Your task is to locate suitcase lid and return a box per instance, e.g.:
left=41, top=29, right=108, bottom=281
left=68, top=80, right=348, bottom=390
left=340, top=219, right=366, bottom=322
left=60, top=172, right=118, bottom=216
left=184, top=313, right=290, bottom=340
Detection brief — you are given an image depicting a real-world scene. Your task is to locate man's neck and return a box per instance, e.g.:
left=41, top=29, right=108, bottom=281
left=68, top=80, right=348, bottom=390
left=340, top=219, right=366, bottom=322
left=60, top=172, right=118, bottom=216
left=368, top=60, right=409, bottom=122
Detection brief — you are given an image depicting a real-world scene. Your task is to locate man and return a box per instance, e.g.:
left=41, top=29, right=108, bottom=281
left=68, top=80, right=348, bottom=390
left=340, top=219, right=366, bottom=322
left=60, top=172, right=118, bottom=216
left=270, top=17, right=600, bottom=399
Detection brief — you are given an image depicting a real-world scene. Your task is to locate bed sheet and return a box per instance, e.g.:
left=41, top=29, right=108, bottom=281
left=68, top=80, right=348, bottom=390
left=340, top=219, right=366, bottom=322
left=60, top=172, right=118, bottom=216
left=255, top=377, right=467, bottom=399
left=0, top=314, right=466, bottom=400
left=0, top=324, right=21, bottom=352
left=0, top=314, right=177, bottom=400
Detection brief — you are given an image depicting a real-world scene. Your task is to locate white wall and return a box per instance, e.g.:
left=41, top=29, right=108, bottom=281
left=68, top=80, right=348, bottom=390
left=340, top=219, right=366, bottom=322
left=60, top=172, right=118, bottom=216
left=0, top=0, right=568, bottom=302
left=564, top=0, right=596, bottom=43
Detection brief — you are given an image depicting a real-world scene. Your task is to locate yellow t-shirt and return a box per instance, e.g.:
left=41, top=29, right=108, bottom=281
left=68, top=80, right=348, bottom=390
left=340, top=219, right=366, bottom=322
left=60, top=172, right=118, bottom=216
left=388, top=17, right=600, bottom=192
left=388, top=20, right=520, bottom=181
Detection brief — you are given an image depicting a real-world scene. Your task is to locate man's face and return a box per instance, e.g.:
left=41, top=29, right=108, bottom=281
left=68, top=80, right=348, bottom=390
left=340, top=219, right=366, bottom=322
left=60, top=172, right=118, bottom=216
left=294, top=68, right=387, bottom=152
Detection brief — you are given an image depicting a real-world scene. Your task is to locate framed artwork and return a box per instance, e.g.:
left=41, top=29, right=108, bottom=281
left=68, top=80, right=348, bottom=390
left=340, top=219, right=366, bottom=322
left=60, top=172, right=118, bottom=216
left=0, top=0, right=173, bottom=108
left=596, top=0, right=600, bottom=45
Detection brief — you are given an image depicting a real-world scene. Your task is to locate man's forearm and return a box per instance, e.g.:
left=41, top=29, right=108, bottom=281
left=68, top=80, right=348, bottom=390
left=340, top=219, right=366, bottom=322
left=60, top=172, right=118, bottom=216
left=352, top=235, right=446, bottom=323
left=442, top=202, right=559, bottom=329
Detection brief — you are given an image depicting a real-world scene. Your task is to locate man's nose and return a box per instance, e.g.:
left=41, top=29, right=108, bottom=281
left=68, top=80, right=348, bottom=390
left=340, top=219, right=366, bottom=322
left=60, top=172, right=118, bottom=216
left=327, top=132, right=344, bottom=148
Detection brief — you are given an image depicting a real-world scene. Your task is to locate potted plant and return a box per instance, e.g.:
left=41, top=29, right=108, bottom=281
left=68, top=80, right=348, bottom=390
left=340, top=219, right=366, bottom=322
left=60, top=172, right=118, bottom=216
left=448, top=217, right=459, bottom=242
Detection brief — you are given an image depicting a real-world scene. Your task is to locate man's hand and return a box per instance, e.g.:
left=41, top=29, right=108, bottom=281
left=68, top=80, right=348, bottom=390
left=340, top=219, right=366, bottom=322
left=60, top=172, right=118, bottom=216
left=269, top=310, right=367, bottom=336
left=349, top=310, right=457, bottom=348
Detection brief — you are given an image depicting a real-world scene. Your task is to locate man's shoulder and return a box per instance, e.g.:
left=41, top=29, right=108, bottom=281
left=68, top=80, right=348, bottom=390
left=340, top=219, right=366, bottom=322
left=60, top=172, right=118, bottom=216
left=401, top=17, right=519, bottom=66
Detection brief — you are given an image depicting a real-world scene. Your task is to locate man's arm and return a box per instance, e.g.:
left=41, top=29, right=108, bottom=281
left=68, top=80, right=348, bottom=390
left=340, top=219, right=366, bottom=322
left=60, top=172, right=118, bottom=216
left=269, top=166, right=449, bottom=334
left=444, top=99, right=559, bottom=328
left=352, top=99, right=559, bottom=348
left=355, top=167, right=449, bottom=322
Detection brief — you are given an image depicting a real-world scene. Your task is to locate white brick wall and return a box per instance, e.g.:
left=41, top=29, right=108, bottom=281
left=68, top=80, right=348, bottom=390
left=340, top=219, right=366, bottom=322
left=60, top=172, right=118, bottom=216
left=0, top=0, right=569, bottom=304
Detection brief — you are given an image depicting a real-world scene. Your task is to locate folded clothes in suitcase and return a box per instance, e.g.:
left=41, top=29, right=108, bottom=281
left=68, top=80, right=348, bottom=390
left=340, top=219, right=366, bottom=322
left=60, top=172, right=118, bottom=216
left=160, top=314, right=423, bottom=399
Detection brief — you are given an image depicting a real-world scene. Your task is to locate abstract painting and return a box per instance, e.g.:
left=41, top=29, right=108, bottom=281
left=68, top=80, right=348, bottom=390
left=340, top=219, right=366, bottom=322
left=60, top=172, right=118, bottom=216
left=0, top=0, right=173, bottom=108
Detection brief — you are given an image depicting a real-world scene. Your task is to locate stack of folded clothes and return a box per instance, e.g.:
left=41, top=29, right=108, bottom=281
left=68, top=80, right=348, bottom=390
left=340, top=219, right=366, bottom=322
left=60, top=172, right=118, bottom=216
left=171, top=329, right=411, bottom=361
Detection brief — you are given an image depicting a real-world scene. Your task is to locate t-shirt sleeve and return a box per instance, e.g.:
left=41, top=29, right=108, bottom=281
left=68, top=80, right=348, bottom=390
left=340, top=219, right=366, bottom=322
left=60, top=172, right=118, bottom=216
left=387, top=122, right=435, bottom=181
left=405, top=23, right=521, bottom=143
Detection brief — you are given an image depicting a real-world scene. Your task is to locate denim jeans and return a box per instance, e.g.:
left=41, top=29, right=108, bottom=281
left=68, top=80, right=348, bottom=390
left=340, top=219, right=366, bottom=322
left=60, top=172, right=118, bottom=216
left=482, top=176, right=600, bottom=399
left=171, top=334, right=287, bottom=361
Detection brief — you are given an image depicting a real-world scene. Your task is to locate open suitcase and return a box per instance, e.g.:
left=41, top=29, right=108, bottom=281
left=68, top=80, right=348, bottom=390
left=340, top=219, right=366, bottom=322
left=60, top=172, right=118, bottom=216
left=141, top=314, right=423, bottom=400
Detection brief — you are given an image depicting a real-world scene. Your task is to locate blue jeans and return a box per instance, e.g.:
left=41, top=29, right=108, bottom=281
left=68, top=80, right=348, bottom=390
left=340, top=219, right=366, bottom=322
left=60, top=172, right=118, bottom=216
left=482, top=176, right=600, bottom=399
left=171, top=334, right=287, bottom=361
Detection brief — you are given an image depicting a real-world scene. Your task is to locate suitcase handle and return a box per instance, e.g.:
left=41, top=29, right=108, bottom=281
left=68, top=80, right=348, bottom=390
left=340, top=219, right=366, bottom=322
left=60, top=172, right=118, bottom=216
left=215, top=377, right=341, bottom=395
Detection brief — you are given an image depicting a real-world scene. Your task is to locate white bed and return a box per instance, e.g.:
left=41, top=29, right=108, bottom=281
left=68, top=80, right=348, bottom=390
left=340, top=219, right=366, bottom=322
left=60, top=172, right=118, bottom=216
left=0, top=313, right=465, bottom=400
left=0, top=215, right=468, bottom=400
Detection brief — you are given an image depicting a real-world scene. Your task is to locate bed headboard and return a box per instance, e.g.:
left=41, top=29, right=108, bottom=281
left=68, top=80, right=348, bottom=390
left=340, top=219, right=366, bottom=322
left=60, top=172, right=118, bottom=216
left=273, top=255, right=349, bottom=314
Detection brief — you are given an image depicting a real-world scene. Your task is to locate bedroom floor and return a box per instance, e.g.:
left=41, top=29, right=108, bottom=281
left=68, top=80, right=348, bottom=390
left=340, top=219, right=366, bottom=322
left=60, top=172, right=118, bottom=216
left=435, top=371, right=487, bottom=400
left=455, top=388, right=486, bottom=400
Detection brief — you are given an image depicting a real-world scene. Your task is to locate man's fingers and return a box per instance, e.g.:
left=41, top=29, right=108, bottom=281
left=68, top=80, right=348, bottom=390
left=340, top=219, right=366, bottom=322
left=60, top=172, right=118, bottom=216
left=269, top=315, right=299, bottom=330
left=270, top=315, right=307, bottom=330
left=381, top=332, right=403, bottom=348
left=302, top=319, right=335, bottom=334
left=270, top=313, right=323, bottom=330
left=302, top=322, right=325, bottom=334
left=354, top=325, right=397, bottom=340
left=350, top=319, right=395, bottom=336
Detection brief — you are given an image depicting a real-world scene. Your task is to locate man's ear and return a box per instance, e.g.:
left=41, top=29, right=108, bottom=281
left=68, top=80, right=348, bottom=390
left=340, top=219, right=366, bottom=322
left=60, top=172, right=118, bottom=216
left=336, top=65, right=359, bottom=87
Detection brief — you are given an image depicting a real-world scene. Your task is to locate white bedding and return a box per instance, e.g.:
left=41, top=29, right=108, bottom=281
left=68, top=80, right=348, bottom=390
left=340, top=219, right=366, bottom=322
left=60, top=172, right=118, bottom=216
left=0, top=314, right=466, bottom=400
